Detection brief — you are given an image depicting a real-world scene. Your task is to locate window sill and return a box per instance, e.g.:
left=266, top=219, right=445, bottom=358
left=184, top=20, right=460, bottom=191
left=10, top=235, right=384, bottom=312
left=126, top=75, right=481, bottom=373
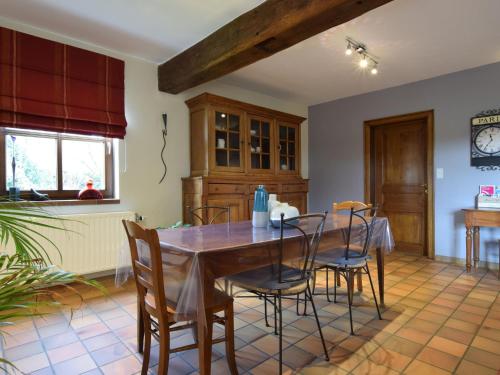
left=1, top=198, right=120, bottom=207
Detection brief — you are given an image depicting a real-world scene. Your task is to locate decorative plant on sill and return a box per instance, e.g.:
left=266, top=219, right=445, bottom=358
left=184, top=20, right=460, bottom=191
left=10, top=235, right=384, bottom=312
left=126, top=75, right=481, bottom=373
left=0, top=203, right=104, bottom=372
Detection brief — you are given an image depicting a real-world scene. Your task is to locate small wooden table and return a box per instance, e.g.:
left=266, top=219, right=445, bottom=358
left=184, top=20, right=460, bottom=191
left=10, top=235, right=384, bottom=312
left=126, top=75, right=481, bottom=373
left=463, top=208, right=500, bottom=272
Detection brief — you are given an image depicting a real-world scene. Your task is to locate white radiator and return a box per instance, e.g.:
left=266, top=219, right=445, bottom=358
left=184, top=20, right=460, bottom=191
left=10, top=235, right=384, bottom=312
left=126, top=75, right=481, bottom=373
left=27, top=211, right=135, bottom=275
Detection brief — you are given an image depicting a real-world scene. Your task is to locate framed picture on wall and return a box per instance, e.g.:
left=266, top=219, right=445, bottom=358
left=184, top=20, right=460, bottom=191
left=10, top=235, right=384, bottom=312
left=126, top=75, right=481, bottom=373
left=471, top=109, right=500, bottom=171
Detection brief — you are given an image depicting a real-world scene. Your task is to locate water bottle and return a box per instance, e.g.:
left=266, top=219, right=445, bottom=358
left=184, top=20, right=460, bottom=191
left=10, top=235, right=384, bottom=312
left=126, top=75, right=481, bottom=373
left=252, top=185, right=269, bottom=228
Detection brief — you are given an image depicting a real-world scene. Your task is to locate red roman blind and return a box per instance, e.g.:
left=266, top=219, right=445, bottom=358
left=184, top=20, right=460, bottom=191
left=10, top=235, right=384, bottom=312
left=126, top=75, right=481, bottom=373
left=0, top=27, right=127, bottom=138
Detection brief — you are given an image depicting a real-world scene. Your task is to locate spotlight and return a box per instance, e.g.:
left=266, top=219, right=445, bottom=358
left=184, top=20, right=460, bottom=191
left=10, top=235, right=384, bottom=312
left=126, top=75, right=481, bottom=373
left=345, top=45, right=353, bottom=56
left=359, top=56, right=368, bottom=68
left=371, top=65, right=378, bottom=75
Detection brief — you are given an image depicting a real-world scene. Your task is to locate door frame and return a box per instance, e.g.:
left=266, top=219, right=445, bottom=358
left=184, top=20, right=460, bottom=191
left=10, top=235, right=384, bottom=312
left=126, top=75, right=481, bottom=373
left=363, top=110, right=435, bottom=259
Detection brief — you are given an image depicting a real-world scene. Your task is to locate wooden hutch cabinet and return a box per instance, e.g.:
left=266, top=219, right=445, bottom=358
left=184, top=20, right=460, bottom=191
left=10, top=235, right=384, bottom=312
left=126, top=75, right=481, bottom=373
left=182, top=93, right=308, bottom=224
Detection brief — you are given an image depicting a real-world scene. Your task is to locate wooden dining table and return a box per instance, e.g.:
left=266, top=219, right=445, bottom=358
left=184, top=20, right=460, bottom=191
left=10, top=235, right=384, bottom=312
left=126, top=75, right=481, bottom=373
left=135, top=213, right=393, bottom=375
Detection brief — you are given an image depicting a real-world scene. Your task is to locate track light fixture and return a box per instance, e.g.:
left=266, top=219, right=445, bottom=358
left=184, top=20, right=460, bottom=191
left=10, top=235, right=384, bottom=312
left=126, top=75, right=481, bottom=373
left=345, top=37, right=379, bottom=75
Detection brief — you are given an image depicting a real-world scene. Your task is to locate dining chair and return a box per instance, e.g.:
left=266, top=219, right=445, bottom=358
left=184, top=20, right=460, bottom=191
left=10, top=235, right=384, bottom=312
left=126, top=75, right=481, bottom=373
left=189, top=204, right=231, bottom=225
left=325, top=201, right=372, bottom=294
left=226, top=213, right=329, bottom=375
left=189, top=204, right=232, bottom=293
left=313, top=204, right=382, bottom=335
left=122, top=220, right=238, bottom=375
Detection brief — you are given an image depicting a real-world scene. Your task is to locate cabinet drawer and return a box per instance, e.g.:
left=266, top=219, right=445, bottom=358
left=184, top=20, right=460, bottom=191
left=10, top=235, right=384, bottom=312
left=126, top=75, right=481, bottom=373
left=282, top=183, right=307, bottom=193
left=249, top=184, right=279, bottom=194
left=208, top=183, right=247, bottom=194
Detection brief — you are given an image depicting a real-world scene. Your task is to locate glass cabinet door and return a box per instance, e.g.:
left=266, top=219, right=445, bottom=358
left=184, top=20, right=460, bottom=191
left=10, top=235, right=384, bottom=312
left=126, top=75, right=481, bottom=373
left=248, top=116, right=273, bottom=173
left=213, top=109, right=244, bottom=172
left=278, top=122, right=298, bottom=174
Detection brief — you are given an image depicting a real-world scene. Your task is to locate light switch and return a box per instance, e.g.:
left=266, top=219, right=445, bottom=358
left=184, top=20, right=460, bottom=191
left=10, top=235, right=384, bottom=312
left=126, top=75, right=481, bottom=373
left=436, top=168, right=444, bottom=179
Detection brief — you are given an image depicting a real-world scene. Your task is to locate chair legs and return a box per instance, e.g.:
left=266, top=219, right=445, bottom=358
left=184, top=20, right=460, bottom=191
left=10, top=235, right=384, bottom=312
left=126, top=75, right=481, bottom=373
left=141, top=312, right=152, bottom=375
left=345, top=269, right=354, bottom=335
left=157, top=320, right=170, bottom=375
left=278, top=292, right=283, bottom=375
left=365, top=263, right=382, bottom=320
left=307, top=284, right=329, bottom=361
left=224, top=304, right=238, bottom=375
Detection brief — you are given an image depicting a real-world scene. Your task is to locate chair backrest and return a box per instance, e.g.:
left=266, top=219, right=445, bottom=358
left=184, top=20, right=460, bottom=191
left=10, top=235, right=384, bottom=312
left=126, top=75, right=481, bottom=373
left=189, top=205, right=231, bottom=225
left=122, top=220, right=166, bottom=317
left=336, top=204, right=378, bottom=259
left=333, top=201, right=372, bottom=214
left=278, top=212, right=327, bottom=284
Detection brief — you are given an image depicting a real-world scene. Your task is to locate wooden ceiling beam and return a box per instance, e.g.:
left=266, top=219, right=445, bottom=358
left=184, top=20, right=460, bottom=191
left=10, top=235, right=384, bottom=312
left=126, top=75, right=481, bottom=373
left=158, top=0, right=394, bottom=94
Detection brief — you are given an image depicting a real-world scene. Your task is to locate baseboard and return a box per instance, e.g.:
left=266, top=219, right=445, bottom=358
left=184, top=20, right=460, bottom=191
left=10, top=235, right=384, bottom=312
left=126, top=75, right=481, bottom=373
left=434, top=255, right=499, bottom=271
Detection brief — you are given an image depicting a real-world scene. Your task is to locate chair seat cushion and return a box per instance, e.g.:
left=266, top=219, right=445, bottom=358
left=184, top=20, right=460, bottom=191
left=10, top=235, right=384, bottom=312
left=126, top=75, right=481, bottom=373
left=227, top=264, right=308, bottom=295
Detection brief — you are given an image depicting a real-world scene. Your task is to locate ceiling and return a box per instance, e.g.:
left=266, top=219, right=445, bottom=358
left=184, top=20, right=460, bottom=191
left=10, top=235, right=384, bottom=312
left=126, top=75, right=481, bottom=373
left=2, top=0, right=500, bottom=105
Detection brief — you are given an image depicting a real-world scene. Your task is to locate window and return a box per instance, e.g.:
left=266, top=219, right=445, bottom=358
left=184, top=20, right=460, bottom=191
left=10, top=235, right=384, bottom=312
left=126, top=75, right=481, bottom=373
left=1, top=128, right=115, bottom=200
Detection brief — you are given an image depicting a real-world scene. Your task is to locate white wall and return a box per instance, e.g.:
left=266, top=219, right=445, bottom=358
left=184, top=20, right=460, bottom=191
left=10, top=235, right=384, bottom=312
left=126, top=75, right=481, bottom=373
left=0, top=17, right=308, bottom=228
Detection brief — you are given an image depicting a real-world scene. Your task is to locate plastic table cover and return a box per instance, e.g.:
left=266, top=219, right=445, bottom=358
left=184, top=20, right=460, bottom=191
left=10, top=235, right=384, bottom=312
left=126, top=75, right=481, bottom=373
left=116, top=214, right=394, bottom=325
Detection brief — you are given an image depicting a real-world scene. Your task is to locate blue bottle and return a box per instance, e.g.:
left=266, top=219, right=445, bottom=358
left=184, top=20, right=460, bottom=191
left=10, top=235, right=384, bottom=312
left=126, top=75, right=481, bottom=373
left=252, top=185, right=268, bottom=227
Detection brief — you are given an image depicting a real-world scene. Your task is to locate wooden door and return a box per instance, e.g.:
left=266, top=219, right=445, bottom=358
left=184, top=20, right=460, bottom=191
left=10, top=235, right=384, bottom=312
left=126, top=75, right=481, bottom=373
left=210, top=107, right=246, bottom=174
left=247, top=115, right=274, bottom=174
left=276, top=122, right=300, bottom=176
left=206, top=196, right=247, bottom=223
left=366, top=112, right=433, bottom=255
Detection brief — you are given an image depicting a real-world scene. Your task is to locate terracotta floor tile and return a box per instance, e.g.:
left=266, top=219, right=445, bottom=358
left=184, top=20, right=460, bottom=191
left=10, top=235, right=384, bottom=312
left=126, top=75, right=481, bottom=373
left=455, top=359, right=498, bottom=375
left=252, top=334, right=282, bottom=356
left=11, top=352, right=49, bottom=374
left=381, top=336, right=423, bottom=358
left=416, top=347, right=460, bottom=372
left=250, top=358, right=293, bottom=375
left=100, top=354, right=142, bottom=375
left=403, top=359, right=451, bottom=375
left=3, top=340, right=44, bottom=361
left=236, top=345, right=269, bottom=371
left=444, top=318, right=479, bottom=334
left=281, top=345, right=316, bottom=369
left=47, top=341, right=87, bottom=364
left=83, top=332, right=121, bottom=352
left=295, top=334, right=331, bottom=356
left=477, top=326, right=500, bottom=342
left=427, top=336, right=467, bottom=357
left=435, top=326, right=474, bottom=345
left=5, top=254, right=500, bottom=374
left=464, top=347, right=500, bottom=370
left=369, top=347, right=412, bottom=372
left=471, top=335, right=500, bottom=355
left=395, top=327, right=432, bottom=345
left=329, top=349, right=365, bottom=372
left=53, top=353, right=97, bottom=375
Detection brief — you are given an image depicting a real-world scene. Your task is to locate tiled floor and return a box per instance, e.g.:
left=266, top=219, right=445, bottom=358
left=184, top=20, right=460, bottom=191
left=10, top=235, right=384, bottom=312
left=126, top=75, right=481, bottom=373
left=1, top=253, right=500, bottom=374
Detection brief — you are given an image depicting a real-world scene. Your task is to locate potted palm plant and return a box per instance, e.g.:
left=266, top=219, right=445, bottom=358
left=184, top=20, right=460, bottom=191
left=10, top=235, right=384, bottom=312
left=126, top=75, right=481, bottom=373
left=0, top=203, right=103, bottom=371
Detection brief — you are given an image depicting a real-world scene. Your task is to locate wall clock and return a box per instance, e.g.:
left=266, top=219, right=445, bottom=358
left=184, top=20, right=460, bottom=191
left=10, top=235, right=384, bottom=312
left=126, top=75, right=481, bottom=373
left=471, top=109, right=500, bottom=171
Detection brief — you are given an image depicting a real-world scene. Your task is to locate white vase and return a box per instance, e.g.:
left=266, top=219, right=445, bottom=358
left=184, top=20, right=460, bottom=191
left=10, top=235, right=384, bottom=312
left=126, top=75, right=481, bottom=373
left=252, top=211, right=268, bottom=228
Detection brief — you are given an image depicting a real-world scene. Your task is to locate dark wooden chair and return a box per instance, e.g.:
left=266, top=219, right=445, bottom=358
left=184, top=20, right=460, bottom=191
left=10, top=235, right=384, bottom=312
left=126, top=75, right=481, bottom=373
left=313, top=204, right=382, bottom=335
left=189, top=205, right=232, bottom=293
left=122, top=220, right=237, bottom=375
left=189, top=205, right=231, bottom=225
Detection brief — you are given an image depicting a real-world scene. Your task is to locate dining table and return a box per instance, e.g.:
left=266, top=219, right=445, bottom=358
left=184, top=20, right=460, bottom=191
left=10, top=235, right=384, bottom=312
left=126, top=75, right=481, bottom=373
left=119, top=213, right=393, bottom=375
